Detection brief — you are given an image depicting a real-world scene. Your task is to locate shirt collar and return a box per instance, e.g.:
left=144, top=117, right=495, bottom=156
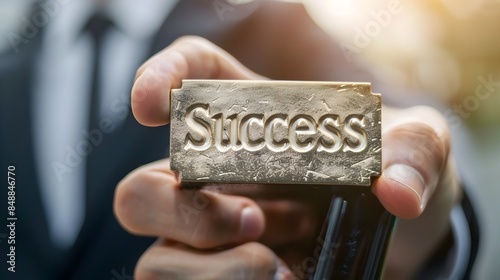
left=43, top=0, right=179, bottom=52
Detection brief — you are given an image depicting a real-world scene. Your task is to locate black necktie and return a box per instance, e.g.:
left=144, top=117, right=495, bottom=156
left=83, top=13, right=112, bottom=218
left=84, top=13, right=113, bottom=131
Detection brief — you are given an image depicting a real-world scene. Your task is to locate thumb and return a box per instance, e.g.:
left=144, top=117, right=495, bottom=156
left=372, top=106, right=450, bottom=219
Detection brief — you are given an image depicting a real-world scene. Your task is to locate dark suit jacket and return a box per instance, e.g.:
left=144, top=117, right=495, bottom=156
left=0, top=1, right=366, bottom=279
left=0, top=1, right=480, bottom=279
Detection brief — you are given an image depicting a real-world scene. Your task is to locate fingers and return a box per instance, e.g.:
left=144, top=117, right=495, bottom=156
left=135, top=240, right=294, bottom=280
left=372, top=106, right=451, bottom=219
left=200, top=184, right=325, bottom=247
left=114, top=159, right=265, bottom=249
left=115, top=160, right=323, bottom=249
left=131, top=36, right=265, bottom=127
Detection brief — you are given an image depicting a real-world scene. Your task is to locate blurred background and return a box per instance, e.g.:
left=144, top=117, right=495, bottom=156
left=304, top=0, right=500, bottom=279
left=1, top=0, right=498, bottom=278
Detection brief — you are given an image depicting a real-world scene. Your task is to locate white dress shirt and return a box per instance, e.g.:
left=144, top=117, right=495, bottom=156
left=32, top=0, right=179, bottom=248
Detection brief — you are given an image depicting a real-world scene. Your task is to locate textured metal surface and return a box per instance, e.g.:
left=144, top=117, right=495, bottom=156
left=170, top=80, right=381, bottom=186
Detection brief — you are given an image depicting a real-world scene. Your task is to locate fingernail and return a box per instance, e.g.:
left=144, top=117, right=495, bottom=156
left=384, top=164, right=426, bottom=208
left=240, top=207, right=263, bottom=238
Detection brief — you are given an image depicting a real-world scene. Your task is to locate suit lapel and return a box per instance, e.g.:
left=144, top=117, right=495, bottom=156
left=0, top=38, right=69, bottom=273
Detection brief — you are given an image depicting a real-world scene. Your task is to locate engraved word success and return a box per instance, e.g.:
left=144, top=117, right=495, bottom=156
left=183, top=104, right=368, bottom=153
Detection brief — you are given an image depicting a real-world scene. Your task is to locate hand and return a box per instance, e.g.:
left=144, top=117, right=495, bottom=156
left=114, top=36, right=461, bottom=279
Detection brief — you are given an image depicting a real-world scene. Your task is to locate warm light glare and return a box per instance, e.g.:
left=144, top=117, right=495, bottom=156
left=303, top=0, right=500, bottom=125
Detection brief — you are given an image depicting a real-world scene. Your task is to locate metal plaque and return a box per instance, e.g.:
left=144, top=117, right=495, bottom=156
left=170, top=80, right=381, bottom=186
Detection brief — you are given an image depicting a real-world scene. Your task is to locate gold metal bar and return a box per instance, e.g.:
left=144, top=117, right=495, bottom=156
left=170, top=80, right=381, bottom=186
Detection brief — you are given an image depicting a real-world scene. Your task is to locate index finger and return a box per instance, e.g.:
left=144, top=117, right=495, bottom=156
left=131, top=36, right=265, bottom=127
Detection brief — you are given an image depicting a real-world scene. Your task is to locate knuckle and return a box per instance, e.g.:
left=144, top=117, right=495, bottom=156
left=135, top=248, right=173, bottom=280
left=135, top=260, right=182, bottom=280
left=135, top=241, right=277, bottom=280
left=384, top=121, right=448, bottom=190
left=134, top=62, right=148, bottom=82
left=390, top=122, right=446, bottom=165
left=409, top=106, right=450, bottom=146
left=411, top=105, right=447, bottom=124
left=239, top=242, right=277, bottom=275
left=171, top=35, right=216, bottom=64
left=173, top=35, right=211, bottom=48
left=135, top=269, right=162, bottom=280
left=189, top=229, right=218, bottom=249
